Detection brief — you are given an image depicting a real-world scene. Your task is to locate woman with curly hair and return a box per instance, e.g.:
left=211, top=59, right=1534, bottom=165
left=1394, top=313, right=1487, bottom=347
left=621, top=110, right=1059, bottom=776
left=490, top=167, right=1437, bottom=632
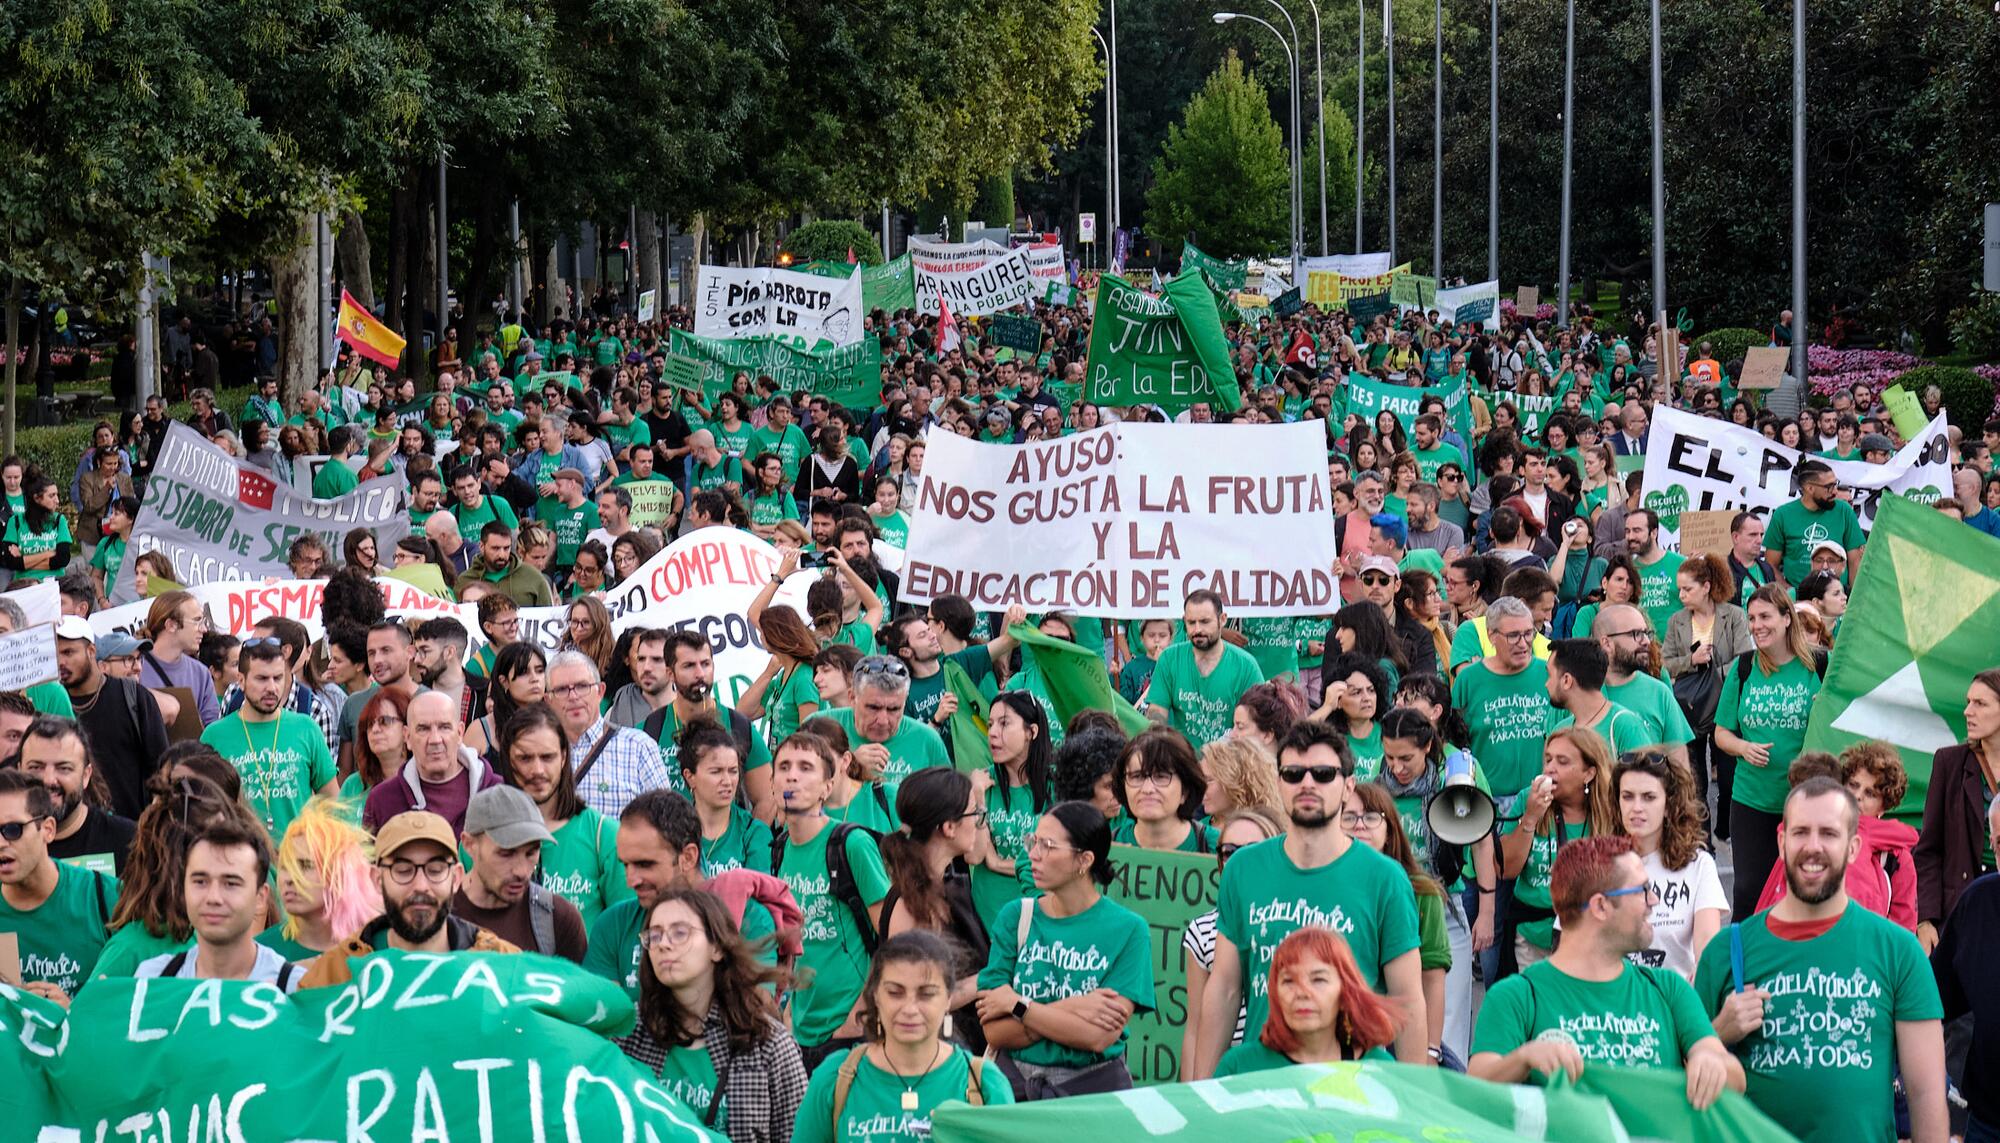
left=1614, top=750, right=1725, bottom=980
left=1198, top=736, right=1283, bottom=824
left=260, top=795, right=382, bottom=962
left=1231, top=680, right=1306, bottom=754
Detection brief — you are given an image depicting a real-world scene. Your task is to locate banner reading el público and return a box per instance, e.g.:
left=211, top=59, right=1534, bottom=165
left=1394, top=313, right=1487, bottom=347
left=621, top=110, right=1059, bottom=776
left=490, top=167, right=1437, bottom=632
left=1639, top=405, right=1952, bottom=550
left=4, top=954, right=724, bottom=1143
left=1105, top=843, right=1217, bottom=1085
left=1082, top=272, right=1242, bottom=413
left=693, top=263, right=864, bottom=345
left=900, top=421, right=1338, bottom=618
left=668, top=329, right=882, bottom=407
left=115, top=423, right=408, bottom=605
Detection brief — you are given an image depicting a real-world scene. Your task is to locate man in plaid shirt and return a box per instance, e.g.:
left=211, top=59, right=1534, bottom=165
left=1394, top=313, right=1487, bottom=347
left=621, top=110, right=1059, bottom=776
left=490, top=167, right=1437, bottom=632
left=547, top=649, right=671, bottom=817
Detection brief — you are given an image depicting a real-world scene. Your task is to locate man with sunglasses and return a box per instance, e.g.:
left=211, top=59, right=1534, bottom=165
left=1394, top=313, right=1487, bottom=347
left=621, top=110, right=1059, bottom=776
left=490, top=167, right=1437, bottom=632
left=1764, top=459, right=1865, bottom=593
left=1191, top=720, right=1425, bottom=1076
left=298, top=810, right=519, bottom=988
left=0, top=768, right=117, bottom=1007
left=1471, top=835, right=1741, bottom=1110
left=808, top=655, right=949, bottom=784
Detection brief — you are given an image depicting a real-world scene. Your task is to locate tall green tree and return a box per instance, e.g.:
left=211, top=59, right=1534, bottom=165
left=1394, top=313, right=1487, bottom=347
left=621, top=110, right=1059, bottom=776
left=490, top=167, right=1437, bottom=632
left=1147, top=53, right=1291, bottom=260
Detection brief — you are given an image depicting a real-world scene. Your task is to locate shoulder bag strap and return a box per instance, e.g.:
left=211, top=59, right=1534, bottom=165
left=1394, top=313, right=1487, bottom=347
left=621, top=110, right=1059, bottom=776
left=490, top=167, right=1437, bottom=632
left=572, top=724, right=618, bottom=787
left=831, top=1048, right=864, bottom=1130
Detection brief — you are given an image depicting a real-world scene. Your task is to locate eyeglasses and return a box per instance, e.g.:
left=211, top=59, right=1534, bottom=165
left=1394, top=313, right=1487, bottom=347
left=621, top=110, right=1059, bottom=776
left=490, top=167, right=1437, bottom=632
left=1603, top=628, right=1652, bottom=643
left=0, top=816, right=50, bottom=841
left=1123, top=769, right=1176, bottom=789
left=1494, top=629, right=1536, bottom=645
left=1025, top=837, right=1078, bottom=857
left=1360, top=573, right=1396, bottom=587
left=369, top=715, right=404, bottom=730
left=1803, top=481, right=1837, bottom=494
left=1339, top=811, right=1388, bottom=831
left=548, top=682, right=598, bottom=699
left=1602, top=883, right=1658, bottom=903
left=378, top=857, right=456, bottom=884
left=1278, top=764, right=1344, bottom=784
left=957, top=808, right=991, bottom=827
left=639, top=922, right=701, bottom=949
left=1217, top=842, right=1246, bottom=860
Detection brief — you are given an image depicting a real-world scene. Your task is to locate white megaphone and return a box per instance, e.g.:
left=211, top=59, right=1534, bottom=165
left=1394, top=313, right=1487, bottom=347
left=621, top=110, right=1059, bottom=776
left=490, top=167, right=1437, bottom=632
left=1425, top=749, right=1497, bottom=846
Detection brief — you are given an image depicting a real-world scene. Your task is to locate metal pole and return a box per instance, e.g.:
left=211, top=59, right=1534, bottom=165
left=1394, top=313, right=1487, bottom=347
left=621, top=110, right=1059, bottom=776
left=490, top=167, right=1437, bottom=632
left=1385, top=0, right=1397, bottom=265
left=1791, top=0, right=1806, bottom=385
left=1261, top=0, right=1306, bottom=267
left=436, top=153, right=449, bottom=336
left=1356, top=0, right=1366, bottom=252
left=509, top=199, right=523, bottom=318
left=1558, top=0, right=1575, bottom=326
left=1109, top=0, right=1122, bottom=233
left=628, top=203, right=640, bottom=307
left=1305, top=0, right=1327, bottom=255
left=1488, top=0, right=1498, bottom=283
left=1093, top=27, right=1115, bottom=268
left=135, top=256, right=156, bottom=408
left=1433, top=0, right=1442, bottom=278
left=316, top=210, right=334, bottom=367
left=1222, top=15, right=1302, bottom=272
left=882, top=199, right=893, bottom=259
left=1650, top=0, right=1665, bottom=321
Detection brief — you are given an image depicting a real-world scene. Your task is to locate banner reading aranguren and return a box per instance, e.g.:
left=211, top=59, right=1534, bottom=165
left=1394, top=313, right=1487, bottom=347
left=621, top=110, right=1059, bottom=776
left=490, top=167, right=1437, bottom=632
left=899, top=422, right=1338, bottom=617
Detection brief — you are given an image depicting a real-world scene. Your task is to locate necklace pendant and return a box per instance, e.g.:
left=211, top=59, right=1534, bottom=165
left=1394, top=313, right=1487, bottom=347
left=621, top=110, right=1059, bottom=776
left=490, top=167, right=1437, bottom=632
left=901, top=1090, right=919, bottom=1112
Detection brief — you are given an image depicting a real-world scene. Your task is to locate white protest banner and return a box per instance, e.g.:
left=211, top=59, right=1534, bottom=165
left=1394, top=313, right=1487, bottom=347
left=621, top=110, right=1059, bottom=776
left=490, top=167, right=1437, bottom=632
left=908, top=239, right=1038, bottom=315
left=89, top=577, right=478, bottom=648
left=1436, top=279, right=1502, bottom=330
left=900, top=422, right=1339, bottom=618
left=11, top=579, right=59, bottom=627
left=119, top=424, right=407, bottom=605
left=1023, top=243, right=1065, bottom=282
left=1640, top=406, right=1953, bottom=550
left=638, top=288, right=658, bottom=323
left=693, top=264, right=864, bottom=346
left=0, top=624, right=57, bottom=689
left=1300, top=252, right=1397, bottom=277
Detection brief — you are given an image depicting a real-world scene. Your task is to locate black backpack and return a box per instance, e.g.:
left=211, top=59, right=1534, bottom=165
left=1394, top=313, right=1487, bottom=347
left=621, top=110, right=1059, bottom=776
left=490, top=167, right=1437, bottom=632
left=770, top=821, right=880, bottom=956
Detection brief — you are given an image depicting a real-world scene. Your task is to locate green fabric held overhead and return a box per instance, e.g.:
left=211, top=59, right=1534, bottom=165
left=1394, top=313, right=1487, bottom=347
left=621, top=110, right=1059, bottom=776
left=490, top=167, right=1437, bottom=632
left=942, top=657, right=994, bottom=773
left=1008, top=623, right=1152, bottom=737
left=3, top=952, right=724, bottom=1142
left=930, top=1060, right=1798, bottom=1143
left=1335, top=372, right=1476, bottom=459
left=1083, top=272, right=1242, bottom=413
left=801, top=254, right=916, bottom=313
left=667, top=328, right=882, bottom=406
left=1180, top=241, right=1249, bottom=291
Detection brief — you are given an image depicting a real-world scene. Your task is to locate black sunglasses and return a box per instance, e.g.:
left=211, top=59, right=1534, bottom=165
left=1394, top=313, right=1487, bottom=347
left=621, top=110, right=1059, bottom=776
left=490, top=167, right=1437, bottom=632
left=0, top=816, right=50, bottom=842
left=1278, top=764, right=1344, bottom=785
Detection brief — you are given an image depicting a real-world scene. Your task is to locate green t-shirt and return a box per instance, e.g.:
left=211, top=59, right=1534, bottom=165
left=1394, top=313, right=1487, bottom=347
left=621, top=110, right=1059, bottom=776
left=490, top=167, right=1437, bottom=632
left=1502, top=813, right=1592, bottom=948
left=711, top=421, right=756, bottom=459
left=691, top=454, right=743, bottom=492
left=539, top=809, right=631, bottom=928
left=1716, top=654, right=1822, bottom=813
left=870, top=510, right=910, bottom=549
left=977, top=896, right=1156, bottom=1067
left=604, top=416, right=653, bottom=455
left=1412, top=443, right=1461, bottom=483
left=650, top=706, right=774, bottom=800
left=1603, top=672, right=1696, bottom=748
left=453, top=492, right=520, bottom=538
left=1111, top=819, right=1218, bottom=853
left=1238, top=616, right=1302, bottom=681
left=0, top=863, right=117, bottom=995
left=766, top=664, right=820, bottom=752
left=825, top=781, right=902, bottom=835
left=1765, top=498, right=1864, bottom=586
left=1634, top=551, right=1687, bottom=644
left=254, top=922, right=320, bottom=964
left=90, top=533, right=127, bottom=587
left=1451, top=660, right=1554, bottom=798
left=199, top=711, right=337, bottom=843
left=1391, top=757, right=1492, bottom=884
left=752, top=423, right=812, bottom=483
left=972, top=780, right=1044, bottom=931
left=1544, top=699, right=1654, bottom=759
left=748, top=491, right=800, bottom=529
left=92, top=922, right=186, bottom=980
left=1216, top=835, right=1421, bottom=1042
left=1144, top=642, right=1266, bottom=748
left=701, top=804, right=775, bottom=877
left=809, top=707, right=949, bottom=783
left=778, top=822, right=891, bottom=1047
left=652, top=1042, right=725, bottom=1124
left=2, top=513, right=73, bottom=583
left=903, top=647, right=993, bottom=726
left=536, top=498, right=601, bottom=569
left=1693, top=904, right=1942, bottom=1143
left=1214, top=1039, right=1392, bottom=1075
left=593, top=336, right=624, bottom=367
left=794, top=1047, right=1013, bottom=1143
left=1346, top=724, right=1385, bottom=781
left=832, top=616, right=878, bottom=655
left=312, top=458, right=359, bottom=499
left=582, top=895, right=776, bottom=1000
left=1473, top=960, right=1713, bottom=1069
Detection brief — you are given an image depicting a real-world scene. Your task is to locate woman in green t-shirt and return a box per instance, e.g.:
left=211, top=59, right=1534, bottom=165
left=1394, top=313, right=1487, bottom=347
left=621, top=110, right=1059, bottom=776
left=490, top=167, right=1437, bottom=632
left=1318, top=653, right=1391, bottom=782
left=261, top=794, right=382, bottom=963
left=676, top=720, right=772, bottom=878
left=865, top=476, right=911, bottom=550
left=973, top=693, right=1053, bottom=929
left=745, top=453, right=800, bottom=538
left=617, top=888, right=805, bottom=1139
left=739, top=603, right=826, bottom=754
left=798, top=931, right=1013, bottom=1139
left=1, top=475, right=72, bottom=584
left=1346, top=780, right=1454, bottom=1061
left=1714, top=584, right=1825, bottom=921
left=1111, top=728, right=1218, bottom=853
left=1212, top=924, right=1402, bottom=1076
left=1499, top=726, right=1618, bottom=972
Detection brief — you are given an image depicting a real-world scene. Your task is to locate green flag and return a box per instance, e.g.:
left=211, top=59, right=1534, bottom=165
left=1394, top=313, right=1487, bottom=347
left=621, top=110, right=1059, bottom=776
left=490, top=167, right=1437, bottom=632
left=1181, top=241, right=1249, bottom=291
left=6, top=952, right=723, bottom=1141
left=1083, top=273, right=1242, bottom=413
left=667, top=328, right=883, bottom=406
left=803, top=254, right=916, bottom=313
left=942, top=658, right=994, bottom=773
left=1803, top=492, right=1998, bottom=825
left=1009, top=622, right=1152, bottom=736
left=932, top=1060, right=1798, bottom=1143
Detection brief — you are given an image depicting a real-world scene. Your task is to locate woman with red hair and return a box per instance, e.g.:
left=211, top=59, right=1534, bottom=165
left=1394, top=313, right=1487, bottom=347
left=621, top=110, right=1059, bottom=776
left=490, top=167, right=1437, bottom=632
left=1213, top=925, right=1403, bottom=1075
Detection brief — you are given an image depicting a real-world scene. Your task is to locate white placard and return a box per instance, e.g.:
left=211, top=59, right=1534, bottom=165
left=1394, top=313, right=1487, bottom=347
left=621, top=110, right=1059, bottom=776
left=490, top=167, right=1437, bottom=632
left=899, top=422, right=1339, bottom=617
left=693, top=265, right=863, bottom=346
left=0, top=624, right=57, bottom=690
left=908, top=239, right=1038, bottom=316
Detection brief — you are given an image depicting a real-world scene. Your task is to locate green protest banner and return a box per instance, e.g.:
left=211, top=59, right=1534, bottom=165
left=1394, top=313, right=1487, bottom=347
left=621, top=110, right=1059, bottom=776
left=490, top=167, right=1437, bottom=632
left=660, top=353, right=705, bottom=392
left=4, top=952, right=723, bottom=1142
left=803, top=254, right=917, bottom=313
left=1805, top=493, right=2000, bottom=825
left=932, top=1060, right=1797, bottom=1143
left=1181, top=241, right=1249, bottom=291
left=1337, top=373, right=1474, bottom=456
left=624, top=478, right=681, bottom=526
left=1390, top=271, right=1438, bottom=308
left=1347, top=291, right=1394, bottom=322
left=987, top=312, right=1042, bottom=354
left=1082, top=272, right=1242, bottom=412
left=1009, top=623, right=1153, bottom=736
left=1270, top=287, right=1304, bottom=318
left=1104, top=843, right=1218, bottom=1085
left=668, top=329, right=883, bottom=406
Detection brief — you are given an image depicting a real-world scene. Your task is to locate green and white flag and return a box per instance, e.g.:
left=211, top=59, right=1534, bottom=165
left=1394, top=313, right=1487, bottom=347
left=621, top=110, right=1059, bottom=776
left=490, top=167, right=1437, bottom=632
left=1042, top=280, right=1082, bottom=307
left=803, top=253, right=917, bottom=313
left=1804, top=492, right=2000, bottom=825
left=1083, top=272, right=1241, bottom=412
left=1181, top=241, right=1249, bottom=291
left=668, top=328, right=883, bottom=407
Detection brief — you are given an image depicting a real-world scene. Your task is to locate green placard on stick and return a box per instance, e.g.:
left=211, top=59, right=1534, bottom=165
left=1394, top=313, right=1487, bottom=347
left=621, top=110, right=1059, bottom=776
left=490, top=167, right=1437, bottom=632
left=660, top=354, right=705, bottom=392
left=988, top=312, right=1042, bottom=354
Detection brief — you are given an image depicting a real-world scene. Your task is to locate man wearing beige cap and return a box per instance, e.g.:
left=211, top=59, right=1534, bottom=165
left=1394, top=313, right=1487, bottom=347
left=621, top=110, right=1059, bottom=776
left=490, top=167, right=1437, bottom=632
left=297, top=810, right=518, bottom=988
left=451, top=785, right=586, bottom=962
left=535, top=465, right=600, bottom=581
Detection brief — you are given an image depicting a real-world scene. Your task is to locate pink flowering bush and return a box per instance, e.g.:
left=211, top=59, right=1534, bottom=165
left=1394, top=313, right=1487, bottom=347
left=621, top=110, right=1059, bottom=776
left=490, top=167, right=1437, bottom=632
left=1807, top=345, right=1929, bottom=397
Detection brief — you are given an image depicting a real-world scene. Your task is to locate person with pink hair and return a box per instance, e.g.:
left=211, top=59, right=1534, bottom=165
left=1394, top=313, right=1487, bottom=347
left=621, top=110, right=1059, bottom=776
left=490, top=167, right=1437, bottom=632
left=258, top=796, right=383, bottom=964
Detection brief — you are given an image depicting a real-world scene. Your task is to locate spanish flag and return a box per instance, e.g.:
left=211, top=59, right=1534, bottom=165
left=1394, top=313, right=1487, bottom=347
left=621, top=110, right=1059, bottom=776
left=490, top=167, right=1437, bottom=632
left=335, top=290, right=406, bottom=367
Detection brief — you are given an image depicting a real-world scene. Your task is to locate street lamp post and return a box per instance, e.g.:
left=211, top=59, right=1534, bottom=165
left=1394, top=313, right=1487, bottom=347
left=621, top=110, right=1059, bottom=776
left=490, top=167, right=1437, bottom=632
left=1385, top=0, right=1397, bottom=265
left=1488, top=0, right=1498, bottom=283
left=1558, top=0, right=1574, bottom=326
left=1649, top=0, right=1666, bottom=322
left=1301, top=0, right=1328, bottom=255
left=1215, top=12, right=1302, bottom=272
left=1091, top=27, right=1116, bottom=271
left=1259, top=0, right=1307, bottom=268
left=1791, top=0, right=1806, bottom=385
left=1432, top=0, right=1442, bottom=278
left=1356, top=0, right=1366, bottom=253
left=1109, top=0, right=1123, bottom=235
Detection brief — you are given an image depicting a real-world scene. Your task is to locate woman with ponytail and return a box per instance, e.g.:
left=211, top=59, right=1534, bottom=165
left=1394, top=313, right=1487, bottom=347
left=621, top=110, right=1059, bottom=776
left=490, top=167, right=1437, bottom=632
left=973, top=692, right=1053, bottom=930
left=878, top=767, right=994, bottom=1053
left=975, top=802, right=1156, bottom=1099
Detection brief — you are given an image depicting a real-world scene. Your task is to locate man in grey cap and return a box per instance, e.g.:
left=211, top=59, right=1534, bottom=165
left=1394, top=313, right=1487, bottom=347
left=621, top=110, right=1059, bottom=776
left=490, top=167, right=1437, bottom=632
left=450, top=784, right=587, bottom=962
left=1858, top=432, right=1896, bottom=465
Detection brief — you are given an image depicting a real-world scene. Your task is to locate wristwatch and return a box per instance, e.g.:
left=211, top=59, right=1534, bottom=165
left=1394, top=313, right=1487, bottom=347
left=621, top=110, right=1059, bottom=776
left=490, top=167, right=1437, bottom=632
left=1011, top=998, right=1031, bottom=1021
